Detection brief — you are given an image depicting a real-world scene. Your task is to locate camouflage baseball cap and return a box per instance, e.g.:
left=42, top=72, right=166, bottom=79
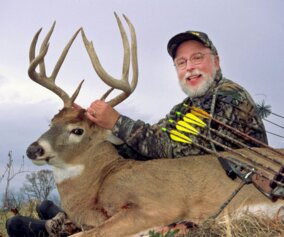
left=167, top=31, right=218, bottom=59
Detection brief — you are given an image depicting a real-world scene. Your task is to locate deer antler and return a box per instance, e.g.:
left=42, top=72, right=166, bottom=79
left=81, top=12, right=138, bottom=107
left=28, top=22, right=84, bottom=108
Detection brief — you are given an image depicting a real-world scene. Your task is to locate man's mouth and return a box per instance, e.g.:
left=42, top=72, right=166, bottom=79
left=186, top=74, right=202, bottom=81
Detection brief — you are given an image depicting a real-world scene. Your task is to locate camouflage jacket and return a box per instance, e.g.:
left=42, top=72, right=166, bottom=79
left=112, top=71, right=268, bottom=160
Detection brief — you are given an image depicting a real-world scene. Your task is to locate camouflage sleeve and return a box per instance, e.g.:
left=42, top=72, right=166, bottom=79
left=112, top=102, right=188, bottom=159
left=112, top=115, right=172, bottom=158
left=212, top=80, right=268, bottom=148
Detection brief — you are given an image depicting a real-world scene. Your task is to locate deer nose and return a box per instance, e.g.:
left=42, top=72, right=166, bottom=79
left=26, top=142, right=44, bottom=160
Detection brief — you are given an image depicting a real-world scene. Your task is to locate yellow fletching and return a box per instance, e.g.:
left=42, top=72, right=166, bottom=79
left=190, top=106, right=210, bottom=119
left=176, top=120, right=199, bottom=135
left=170, top=130, right=192, bottom=144
left=184, top=113, right=207, bottom=128
left=170, top=134, right=191, bottom=144
left=176, top=124, right=191, bottom=134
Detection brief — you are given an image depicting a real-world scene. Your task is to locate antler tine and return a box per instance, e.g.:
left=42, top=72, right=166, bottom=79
left=107, top=13, right=138, bottom=107
left=39, top=22, right=56, bottom=78
left=123, top=14, right=138, bottom=89
left=81, top=27, right=131, bottom=93
left=114, top=12, right=130, bottom=84
left=29, top=28, right=43, bottom=69
left=28, top=22, right=83, bottom=108
left=81, top=13, right=138, bottom=107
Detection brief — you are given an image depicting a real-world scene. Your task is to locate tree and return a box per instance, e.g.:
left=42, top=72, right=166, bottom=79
left=21, top=170, right=56, bottom=202
left=1, top=151, right=27, bottom=210
left=5, top=189, right=26, bottom=212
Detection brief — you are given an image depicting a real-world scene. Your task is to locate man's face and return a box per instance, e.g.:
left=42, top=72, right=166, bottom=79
left=174, top=40, right=220, bottom=98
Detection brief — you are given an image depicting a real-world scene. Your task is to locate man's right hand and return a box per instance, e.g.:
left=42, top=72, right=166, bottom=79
left=86, top=100, right=120, bottom=130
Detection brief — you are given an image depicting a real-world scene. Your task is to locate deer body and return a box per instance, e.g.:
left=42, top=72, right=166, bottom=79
left=26, top=14, right=284, bottom=237
left=27, top=108, right=284, bottom=237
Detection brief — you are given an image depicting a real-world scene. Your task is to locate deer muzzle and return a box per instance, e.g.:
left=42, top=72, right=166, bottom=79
left=26, top=142, right=45, bottom=160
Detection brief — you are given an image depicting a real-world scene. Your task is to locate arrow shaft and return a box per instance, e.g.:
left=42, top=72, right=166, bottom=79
left=209, top=127, right=284, bottom=167
left=192, top=141, right=284, bottom=188
left=199, top=133, right=281, bottom=177
left=187, top=105, right=284, bottom=158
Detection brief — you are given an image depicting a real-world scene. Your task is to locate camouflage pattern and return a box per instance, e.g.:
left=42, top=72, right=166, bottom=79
left=112, top=70, right=268, bottom=160
left=45, top=212, right=81, bottom=236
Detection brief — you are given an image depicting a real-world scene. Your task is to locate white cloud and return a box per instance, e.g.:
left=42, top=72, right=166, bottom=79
left=0, top=75, right=56, bottom=104
left=0, top=74, right=8, bottom=85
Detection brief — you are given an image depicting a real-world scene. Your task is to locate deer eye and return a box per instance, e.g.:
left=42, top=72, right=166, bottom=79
left=71, top=128, right=84, bottom=136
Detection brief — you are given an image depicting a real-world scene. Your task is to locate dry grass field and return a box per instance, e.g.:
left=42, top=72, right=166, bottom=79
left=0, top=208, right=284, bottom=237
left=150, top=210, right=284, bottom=237
left=0, top=210, right=11, bottom=237
left=184, top=212, right=284, bottom=237
left=0, top=201, right=39, bottom=237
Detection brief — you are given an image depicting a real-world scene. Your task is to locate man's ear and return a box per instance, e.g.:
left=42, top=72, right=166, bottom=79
left=214, top=55, right=220, bottom=69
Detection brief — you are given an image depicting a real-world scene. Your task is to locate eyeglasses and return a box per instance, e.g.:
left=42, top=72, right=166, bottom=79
left=174, top=52, right=213, bottom=70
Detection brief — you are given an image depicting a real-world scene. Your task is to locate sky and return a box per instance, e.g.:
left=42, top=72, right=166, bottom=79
left=0, top=0, right=284, bottom=195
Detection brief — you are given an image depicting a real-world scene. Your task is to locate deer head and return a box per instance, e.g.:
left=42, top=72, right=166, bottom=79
left=26, top=13, right=138, bottom=168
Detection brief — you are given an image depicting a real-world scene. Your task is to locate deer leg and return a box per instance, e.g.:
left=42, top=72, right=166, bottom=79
left=69, top=206, right=182, bottom=237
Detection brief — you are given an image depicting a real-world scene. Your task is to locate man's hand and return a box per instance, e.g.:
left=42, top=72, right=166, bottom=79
left=86, top=100, right=120, bottom=130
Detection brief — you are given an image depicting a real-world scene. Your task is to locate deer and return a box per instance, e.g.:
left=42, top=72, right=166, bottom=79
left=26, top=13, right=284, bottom=237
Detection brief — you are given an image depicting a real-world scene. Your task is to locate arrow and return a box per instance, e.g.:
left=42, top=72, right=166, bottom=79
left=163, top=125, right=284, bottom=188
left=177, top=111, right=207, bottom=128
left=168, top=119, right=199, bottom=136
left=187, top=106, right=284, bottom=158
left=162, top=127, right=192, bottom=144
left=188, top=105, right=210, bottom=119
left=170, top=114, right=284, bottom=173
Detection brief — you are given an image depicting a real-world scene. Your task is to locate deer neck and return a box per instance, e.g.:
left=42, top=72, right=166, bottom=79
left=53, top=141, right=122, bottom=185
left=53, top=141, right=127, bottom=225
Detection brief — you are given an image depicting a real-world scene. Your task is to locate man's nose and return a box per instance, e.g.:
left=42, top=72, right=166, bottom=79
left=185, top=60, right=195, bottom=71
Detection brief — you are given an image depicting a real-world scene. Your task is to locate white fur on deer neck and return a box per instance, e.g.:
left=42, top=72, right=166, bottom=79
left=36, top=138, right=85, bottom=183
left=53, top=164, right=85, bottom=184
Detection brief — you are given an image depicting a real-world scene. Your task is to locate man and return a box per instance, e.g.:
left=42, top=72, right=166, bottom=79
left=6, top=31, right=267, bottom=236
left=86, top=31, right=267, bottom=160
left=6, top=200, right=79, bottom=237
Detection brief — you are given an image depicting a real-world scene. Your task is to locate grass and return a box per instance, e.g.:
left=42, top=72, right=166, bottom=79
left=184, top=213, right=284, bottom=237
left=0, top=200, right=39, bottom=237
left=0, top=210, right=11, bottom=237
left=1, top=208, right=284, bottom=237
left=149, top=211, right=284, bottom=237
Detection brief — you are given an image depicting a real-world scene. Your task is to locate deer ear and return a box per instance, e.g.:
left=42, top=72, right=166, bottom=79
left=105, top=131, right=124, bottom=145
